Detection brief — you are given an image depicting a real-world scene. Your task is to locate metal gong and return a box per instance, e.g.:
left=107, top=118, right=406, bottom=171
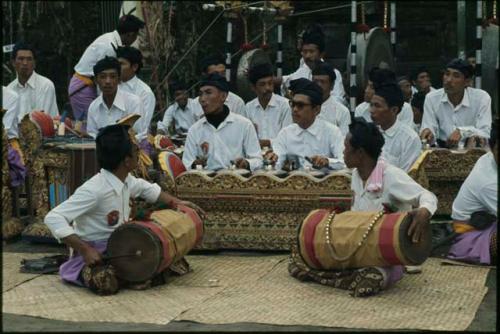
left=482, top=24, right=498, bottom=116
left=346, top=27, right=395, bottom=92
left=236, top=48, right=272, bottom=102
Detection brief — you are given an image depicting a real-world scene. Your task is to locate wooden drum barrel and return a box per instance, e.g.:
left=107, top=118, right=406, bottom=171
left=297, top=209, right=432, bottom=270
left=106, top=205, right=203, bottom=282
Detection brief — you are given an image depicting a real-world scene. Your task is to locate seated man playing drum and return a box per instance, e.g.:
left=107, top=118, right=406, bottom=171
left=266, top=78, right=345, bottom=171
left=44, top=124, right=204, bottom=295
left=182, top=73, right=263, bottom=172
left=447, top=121, right=497, bottom=265
left=289, top=118, right=438, bottom=297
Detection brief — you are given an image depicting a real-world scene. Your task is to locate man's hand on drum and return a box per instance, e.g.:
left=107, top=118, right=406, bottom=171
left=407, top=207, right=432, bottom=243
left=420, top=128, right=434, bottom=144
left=81, top=245, right=104, bottom=266
left=176, top=200, right=207, bottom=220
left=234, top=157, right=250, bottom=170
left=309, top=155, right=329, bottom=169
left=264, top=151, right=278, bottom=166
left=447, top=129, right=462, bottom=148
left=465, top=135, right=486, bottom=148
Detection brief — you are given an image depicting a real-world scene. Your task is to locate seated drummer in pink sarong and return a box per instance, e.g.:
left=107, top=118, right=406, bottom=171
left=289, top=118, right=438, bottom=297
left=44, top=124, right=204, bottom=296
left=447, top=121, right=497, bottom=265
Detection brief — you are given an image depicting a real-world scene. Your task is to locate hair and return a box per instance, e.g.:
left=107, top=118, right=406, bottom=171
left=115, top=46, right=143, bottom=74
left=168, top=81, right=188, bottom=98
left=200, top=54, right=225, bottom=74
left=411, top=91, right=426, bottom=112
left=411, top=66, right=430, bottom=82
left=368, top=67, right=397, bottom=87
left=96, top=124, right=133, bottom=171
left=117, top=15, right=145, bottom=34
left=301, top=23, right=325, bottom=52
left=374, top=83, right=405, bottom=113
left=348, top=118, right=385, bottom=161
left=93, top=56, right=121, bottom=77
left=489, top=118, right=498, bottom=149
left=248, top=63, right=274, bottom=85
left=311, top=61, right=336, bottom=84
left=12, top=42, right=36, bottom=60
left=397, top=75, right=411, bottom=83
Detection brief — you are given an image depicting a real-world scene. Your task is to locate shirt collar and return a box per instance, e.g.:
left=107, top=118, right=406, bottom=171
left=16, top=71, right=37, bottom=89
left=254, top=93, right=278, bottom=109
left=379, top=119, right=399, bottom=138
left=442, top=87, right=471, bottom=109
left=122, top=75, right=138, bottom=91
left=111, top=30, right=123, bottom=49
left=101, top=168, right=128, bottom=194
left=294, top=117, right=321, bottom=136
left=201, top=109, right=236, bottom=127
left=100, top=88, right=126, bottom=111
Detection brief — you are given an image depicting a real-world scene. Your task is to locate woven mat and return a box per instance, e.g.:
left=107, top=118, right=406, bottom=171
left=176, top=258, right=490, bottom=331
left=2, top=255, right=284, bottom=325
left=2, top=252, right=58, bottom=292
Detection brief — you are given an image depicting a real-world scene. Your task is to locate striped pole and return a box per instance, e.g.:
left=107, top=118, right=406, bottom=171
left=225, top=19, right=232, bottom=83
left=475, top=0, right=482, bottom=89
left=277, top=24, right=283, bottom=78
left=390, top=2, right=396, bottom=61
left=350, top=1, right=357, bottom=118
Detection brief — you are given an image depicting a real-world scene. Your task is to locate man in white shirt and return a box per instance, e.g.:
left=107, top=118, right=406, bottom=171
left=192, top=54, right=246, bottom=116
left=289, top=118, right=437, bottom=297
left=44, top=124, right=204, bottom=295
left=420, top=58, right=492, bottom=148
left=370, top=83, right=422, bottom=172
left=157, top=81, right=203, bottom=135
left=266, top=78, right=345, bottom=171
left=410, top=66, right=436, bottom=95
left=355, top=68, right=414, bottom=126
left=116, top=46, right=156, bottom=154
left=86, top=57, right=144, bottom=139
left=397, top=75, right=413, bottom=103
left=244, top=63, right=292, bottom=148
left=448, top=124, right=497, bottom=265
left=183, top=73, right=262, bottom=171
left=7, top=42, right=59, bottom=119
left=312, top=61, right=351, bottom=136
left=410, top=91, right=427, bottom=134
left=69, top=15, right=145, bottom=124
left=279, top=24, right=346, bottom=105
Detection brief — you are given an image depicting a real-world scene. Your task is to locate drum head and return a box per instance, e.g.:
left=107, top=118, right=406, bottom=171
left=236, top=49, right=271, bottom=102
left=106, top=224, right=162, bottom=282
left=398, top=214, right=432, bottom=265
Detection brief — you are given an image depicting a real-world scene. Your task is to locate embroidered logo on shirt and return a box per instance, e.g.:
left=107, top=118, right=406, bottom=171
left=107, top=210, right=120, bottom=226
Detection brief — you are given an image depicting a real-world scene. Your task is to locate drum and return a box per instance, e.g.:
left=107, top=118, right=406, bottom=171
left=106, top=205, right=203, bottom=282
left=297, top=210, right=431, bottom=270
left=30, top=111, right=55, bottom=137
left=43, top=141, right=99, bottom=209
left=236, top=49, right=272, bottom=102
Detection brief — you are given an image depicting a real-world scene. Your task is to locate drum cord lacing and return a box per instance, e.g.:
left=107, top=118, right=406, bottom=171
left=325, top=210, right=385, bottom=262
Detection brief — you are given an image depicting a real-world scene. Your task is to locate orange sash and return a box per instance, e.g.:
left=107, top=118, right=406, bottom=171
left=74, top=72, right=94, bottom=87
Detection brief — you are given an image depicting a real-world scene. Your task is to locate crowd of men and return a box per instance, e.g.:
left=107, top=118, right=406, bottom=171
left=2, top=16, right=497, bottom=297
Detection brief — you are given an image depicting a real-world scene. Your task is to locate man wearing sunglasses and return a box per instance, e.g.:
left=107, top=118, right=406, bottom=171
left=266, top=78, right=345, bottom=171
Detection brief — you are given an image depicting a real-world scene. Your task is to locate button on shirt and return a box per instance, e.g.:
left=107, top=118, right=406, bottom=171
left=354, top=101, right=414, bottom=126
left=318, top=94, right=352, bottom=136
left=351, top=163, right=438, bottom=215
left=244, top=93, right=292, bottom=142
left=2, top=86, right=20, bottom=139
left=272, top=118, right=345, bottom=170
left=182, top=112, right=263, bottom=171
left=44, top=169, right=162, bottom=242
left=74, top=30, right=122, bottom=77
left=452, top=152, right=497, bottom=221
left=193, top=91, right=246, bottom=117
left=158, top=98, right=203, bottom=134
left=7, top=71, right=59, bottom=119
left=421, top=87, right=492, bottom=142
left=380, top=120, right=422, bottom=172
left=87, top=88, right=144, bottom=138
left=119, top=76, right=156, bottom=140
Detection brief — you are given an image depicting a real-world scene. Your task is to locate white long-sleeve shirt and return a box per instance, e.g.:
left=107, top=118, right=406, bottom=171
left=282, top=60, right=346, bottom=105
left=7, top=71, right=59, bottom=119
left=157, top=98, right=203, bottom=134
left=118, top=75, right=156, bottom=140
left=182, top=111, right=263, bottom=171
left=354, top=101, right=414, bottom=126
left=380, top=120, right=422, bottom=172
left=272, top=118, right=345, bottom=170
left=421, top=87, right=492, bottom=143
left=193, top=91, right=246, bottom=117
left=74, top=30, right=123, bottom=77
left=351, top=163, right=438, bottom=215
left=44, top=168, right=161, bottom=242
left=244, top=93, right=292, bottom=142
left=2, top=86, right=20, bottom=139
left=452, top=152, right=497, bottom=221
left=318, top=94, right=351, bottom=136
left=87, top=88, right=144, bottom=139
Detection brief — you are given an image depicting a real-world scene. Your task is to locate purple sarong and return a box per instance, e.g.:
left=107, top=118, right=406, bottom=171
left=378, top=265, right=404, bottom=288
left=8, top=146, right=27, bottom=187
left=138, top=138, right=154, bottom=157
left=68, top=75, right=97, bottom=122
left=59, top=239, right=108, bottom=286
left=448, top=223, right=496, bottom=265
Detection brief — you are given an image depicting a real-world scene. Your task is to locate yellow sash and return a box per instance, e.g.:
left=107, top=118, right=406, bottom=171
left=74, top=73, right=94, bottom=87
